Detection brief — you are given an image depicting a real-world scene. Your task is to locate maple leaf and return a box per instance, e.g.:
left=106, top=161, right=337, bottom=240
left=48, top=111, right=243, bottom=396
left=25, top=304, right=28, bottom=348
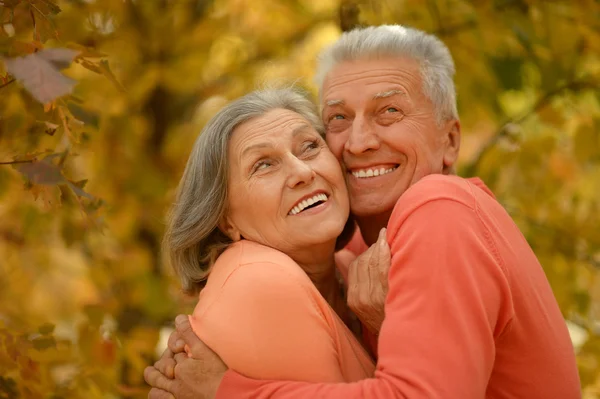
left=3, top=48, right=79, bottom=104
left=67, top=179, right=94, bottom=199
left=16, top=159, right=65, bottom=186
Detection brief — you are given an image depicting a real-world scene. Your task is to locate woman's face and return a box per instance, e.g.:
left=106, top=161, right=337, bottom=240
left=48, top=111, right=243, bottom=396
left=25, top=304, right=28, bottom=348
left=222, top=108, right=350, bottom=255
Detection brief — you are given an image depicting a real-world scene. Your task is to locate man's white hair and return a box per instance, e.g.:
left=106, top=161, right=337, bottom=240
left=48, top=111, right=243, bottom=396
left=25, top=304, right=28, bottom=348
left=315, top=25, right=459, bottom=124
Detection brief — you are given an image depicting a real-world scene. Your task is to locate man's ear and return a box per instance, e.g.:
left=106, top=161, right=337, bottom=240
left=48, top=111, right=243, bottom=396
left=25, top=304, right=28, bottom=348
left=218, top=215, right=242, bottom=242
left=442, top=119, right=461, bottom=174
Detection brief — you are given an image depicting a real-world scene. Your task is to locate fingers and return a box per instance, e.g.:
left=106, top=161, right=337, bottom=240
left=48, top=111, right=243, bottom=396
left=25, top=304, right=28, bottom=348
left=347, top=257, right=359, bottom=305
left=174, top=351, right=189, bottom=364
left=367, top=231, right=383, bottom=288
left=154, top=348, right=176, bottom=379
left=167, top=330, right=185, bottom=354
left=144, top=366, right=175, bottom=392
left=175, top=314, right=203, bottom=357
left=172, top=351, right=190, bottom=379
left=357, top=247, right=372, bottom=304
left=378, top=227, right=391, bottom=290
left=148, top=388, right=175, bottom=399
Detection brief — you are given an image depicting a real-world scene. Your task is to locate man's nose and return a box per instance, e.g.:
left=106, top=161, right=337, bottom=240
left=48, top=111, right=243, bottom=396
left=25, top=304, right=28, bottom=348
left=286, top=157, right=316, bottom=189
left=344, top=117, right=380, bottom=155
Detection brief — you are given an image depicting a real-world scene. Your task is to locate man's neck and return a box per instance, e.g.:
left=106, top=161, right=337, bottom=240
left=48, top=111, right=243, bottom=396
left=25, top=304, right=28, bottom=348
left=355, top=210, right=392, bottom=245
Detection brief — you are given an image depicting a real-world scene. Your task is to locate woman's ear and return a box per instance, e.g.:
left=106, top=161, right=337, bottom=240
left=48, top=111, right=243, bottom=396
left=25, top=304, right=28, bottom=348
left=218, top=216, right=242, bottom=242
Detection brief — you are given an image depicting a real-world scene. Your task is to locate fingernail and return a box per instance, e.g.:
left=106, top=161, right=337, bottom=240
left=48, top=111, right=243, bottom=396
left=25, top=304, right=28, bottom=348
left=379, top=227, right=387, bottom=239
left=175, top=314, right=188, bottom=326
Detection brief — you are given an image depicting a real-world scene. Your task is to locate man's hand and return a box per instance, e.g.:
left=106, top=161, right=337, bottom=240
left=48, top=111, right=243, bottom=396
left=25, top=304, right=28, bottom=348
left=144, top=315, right=227, bottom=399
left=347, top=228, right=390, bottom=334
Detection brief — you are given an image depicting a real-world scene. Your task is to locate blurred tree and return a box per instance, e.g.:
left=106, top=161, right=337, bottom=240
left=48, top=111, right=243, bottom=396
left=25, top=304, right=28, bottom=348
left=0, top=0, right=599, bottom=397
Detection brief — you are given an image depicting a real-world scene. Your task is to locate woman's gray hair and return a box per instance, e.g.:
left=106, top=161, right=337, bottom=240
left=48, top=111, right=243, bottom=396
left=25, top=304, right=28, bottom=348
left=165, top=88, right=338, bottom=295
left=315, top=24, right=458, bottom=125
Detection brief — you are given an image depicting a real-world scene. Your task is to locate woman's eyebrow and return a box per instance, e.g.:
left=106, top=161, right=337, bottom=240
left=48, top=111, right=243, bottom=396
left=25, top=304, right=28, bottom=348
left=242, top=142, right=271, bottom=157
left=291, top=124, right=313, bottom=137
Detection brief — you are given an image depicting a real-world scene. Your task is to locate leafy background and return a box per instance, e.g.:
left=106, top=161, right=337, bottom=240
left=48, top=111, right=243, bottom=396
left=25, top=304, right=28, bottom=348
left=0, top=0, right=599, bottom=397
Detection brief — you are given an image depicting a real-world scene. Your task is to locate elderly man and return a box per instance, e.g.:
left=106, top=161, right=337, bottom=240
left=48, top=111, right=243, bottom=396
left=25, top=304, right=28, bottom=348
left=145, top=25, right=580, bottom=398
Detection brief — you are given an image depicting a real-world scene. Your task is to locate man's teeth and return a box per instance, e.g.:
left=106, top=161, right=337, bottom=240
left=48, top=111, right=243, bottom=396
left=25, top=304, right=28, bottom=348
left=352, top=166, right=397, bottom=179
left=289, top=193, right=328, bottom=215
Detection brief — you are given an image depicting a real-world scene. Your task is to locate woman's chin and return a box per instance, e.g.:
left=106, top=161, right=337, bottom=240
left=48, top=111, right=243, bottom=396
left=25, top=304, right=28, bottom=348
left=296, top=222, right=346, bottom=245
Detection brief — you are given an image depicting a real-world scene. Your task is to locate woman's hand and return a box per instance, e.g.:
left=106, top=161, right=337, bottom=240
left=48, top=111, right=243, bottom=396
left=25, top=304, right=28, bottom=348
left=347, top=228, right=390, bottom=335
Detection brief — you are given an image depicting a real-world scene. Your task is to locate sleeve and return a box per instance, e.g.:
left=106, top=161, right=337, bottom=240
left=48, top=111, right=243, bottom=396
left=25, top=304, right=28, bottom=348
left=190, top=261, right=345, bottom=383
left=215, top=199, right=514, bottom=399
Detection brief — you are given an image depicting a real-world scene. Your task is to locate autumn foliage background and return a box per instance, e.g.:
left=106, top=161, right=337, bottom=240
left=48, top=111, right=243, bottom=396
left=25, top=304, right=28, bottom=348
left=1, top=0, right=599, bottom=397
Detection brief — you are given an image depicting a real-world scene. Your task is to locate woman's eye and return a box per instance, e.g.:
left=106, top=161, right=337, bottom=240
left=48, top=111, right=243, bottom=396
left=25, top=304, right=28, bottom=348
left=330, top=114, right=345, bottom=120
left=386, top=107, right=399, bottom=113
left=301, top=140, right=320, bottom=155
left=253, top=160, right=271, bottom=172
left=305, top=140, right=319, bottom=150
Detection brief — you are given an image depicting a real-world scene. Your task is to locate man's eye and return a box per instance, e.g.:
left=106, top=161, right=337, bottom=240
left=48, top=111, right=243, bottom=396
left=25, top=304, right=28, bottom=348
left=331, top=114, right=345, bottom=120
left=386, top=107, right=399, bottom=113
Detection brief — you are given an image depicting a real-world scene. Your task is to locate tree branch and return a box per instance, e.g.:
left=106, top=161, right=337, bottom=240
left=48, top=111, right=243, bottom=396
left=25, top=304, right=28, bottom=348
left=339, top=0, right=360, bottom=32
left=0, top=159, right=35, bottom=165
left=427, top=0, right=443, bottom=32
left=0, top=78, right=16, bottom=89
left=463, top=78, right=600, bottom=177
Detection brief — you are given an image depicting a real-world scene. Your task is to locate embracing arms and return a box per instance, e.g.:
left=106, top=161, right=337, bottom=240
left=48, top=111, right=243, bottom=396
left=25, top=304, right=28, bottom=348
left=146, top=198, right=512, bottom=398
left=215, top=199, right=512, bottom=398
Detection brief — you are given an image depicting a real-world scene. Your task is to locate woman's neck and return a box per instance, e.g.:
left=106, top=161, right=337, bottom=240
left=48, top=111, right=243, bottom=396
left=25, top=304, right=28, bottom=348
left=291, top=241, right=338, bottom=298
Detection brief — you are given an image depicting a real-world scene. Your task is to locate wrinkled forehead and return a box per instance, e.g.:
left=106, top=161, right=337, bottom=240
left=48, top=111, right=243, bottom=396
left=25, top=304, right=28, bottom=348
left=319, top=57, right=422, bottom=102
left=229, top=109, right=317, bottom=154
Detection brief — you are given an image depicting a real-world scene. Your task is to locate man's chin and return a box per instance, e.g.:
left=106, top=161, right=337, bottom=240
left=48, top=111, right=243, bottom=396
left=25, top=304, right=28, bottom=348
left=350, top=200, right=396, bottom=218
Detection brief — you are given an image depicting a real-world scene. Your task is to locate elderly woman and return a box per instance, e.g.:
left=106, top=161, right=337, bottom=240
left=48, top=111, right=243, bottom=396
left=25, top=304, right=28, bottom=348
left=163, top=88, right=382, bottom=382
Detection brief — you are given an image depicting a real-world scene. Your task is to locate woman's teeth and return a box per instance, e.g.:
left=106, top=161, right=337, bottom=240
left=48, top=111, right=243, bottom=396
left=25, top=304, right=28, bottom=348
left=289, top=193, right=328, bottom=215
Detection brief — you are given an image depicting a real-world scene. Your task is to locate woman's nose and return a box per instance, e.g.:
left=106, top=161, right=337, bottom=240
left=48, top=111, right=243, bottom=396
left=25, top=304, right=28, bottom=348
left=286, top=157, right=316, bottom=189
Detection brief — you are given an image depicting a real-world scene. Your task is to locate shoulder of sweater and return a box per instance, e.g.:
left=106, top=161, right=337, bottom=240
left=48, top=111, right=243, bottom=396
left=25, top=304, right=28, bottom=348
left=389, top=174, right=478, bottom=227
left=398, top=174, right=476, bottom=210
left=211, top=240, right=311, bottom=285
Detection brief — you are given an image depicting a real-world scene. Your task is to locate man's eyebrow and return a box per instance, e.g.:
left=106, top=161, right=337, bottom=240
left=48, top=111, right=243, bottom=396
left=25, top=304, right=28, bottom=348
left=373, top=89, right=405, bottom=100
left=325, top=99, right=345, bottom=107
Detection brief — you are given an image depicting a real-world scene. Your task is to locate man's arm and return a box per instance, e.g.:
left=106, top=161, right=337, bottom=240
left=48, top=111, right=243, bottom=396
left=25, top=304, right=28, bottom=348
left=216, top=198, right=514, bottom=398
left=145, top=315, right=226, bottom=399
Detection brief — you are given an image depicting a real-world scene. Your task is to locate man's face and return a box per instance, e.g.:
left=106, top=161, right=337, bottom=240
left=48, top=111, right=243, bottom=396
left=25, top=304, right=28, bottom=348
left=321, top=57, right=460, bottom=217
